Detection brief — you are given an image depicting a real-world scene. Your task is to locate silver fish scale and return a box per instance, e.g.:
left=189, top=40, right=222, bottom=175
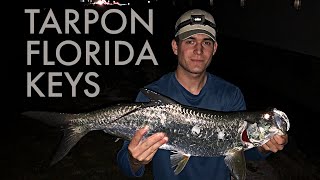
left=101, top=103, right=246, bottom=157
left=151, top=105, right=244, bottom=157
left=75, top=104, right=143, bottom=131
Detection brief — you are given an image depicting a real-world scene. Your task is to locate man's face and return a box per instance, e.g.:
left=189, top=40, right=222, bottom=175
left=172, top=34, right=217, bottom=75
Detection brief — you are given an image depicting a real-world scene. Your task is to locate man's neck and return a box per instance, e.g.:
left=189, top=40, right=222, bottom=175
left=175, top=69, right=207, bottom=95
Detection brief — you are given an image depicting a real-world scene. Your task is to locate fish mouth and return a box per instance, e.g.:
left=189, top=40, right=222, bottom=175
left=241, top=129, right=258, bottom=149
left=239, top=121, right=255, bottom=149
left=273, top=108, right=290, bottom=133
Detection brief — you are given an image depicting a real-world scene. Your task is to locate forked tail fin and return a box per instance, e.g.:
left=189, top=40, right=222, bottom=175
left=21, top=111, right=90, bottom=166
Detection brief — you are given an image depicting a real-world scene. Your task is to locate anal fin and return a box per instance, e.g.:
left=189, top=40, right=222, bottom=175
left=170, top=151, right=190, bottom=175
left=224, top=147, right=246, bottom=180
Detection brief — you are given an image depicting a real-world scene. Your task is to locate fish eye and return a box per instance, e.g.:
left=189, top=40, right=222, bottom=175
left=263, top=113, right=271, bottom=120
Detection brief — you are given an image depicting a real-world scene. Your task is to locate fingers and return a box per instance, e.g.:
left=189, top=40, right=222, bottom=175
left=145, top=149, right=159, bottom=163
left=131, top=133, right=168, bottom=164
left=138, top=136, right=168, bottom=163
left=274, top=134, right=288, bottom=145
left=139, top=133, right=166, bottom=152
left=260, top=135, right=288, bottom=153
left=130, top=126, right=149, bottom=147
left=260, top=144, right=270, bottom=153
left=269, top=137, right=283, bottom=152
left=128, top=126, right=168, bottom=165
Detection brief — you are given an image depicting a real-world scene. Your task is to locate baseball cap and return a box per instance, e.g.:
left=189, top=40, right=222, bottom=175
left=174, top=9, right=216, bottom=41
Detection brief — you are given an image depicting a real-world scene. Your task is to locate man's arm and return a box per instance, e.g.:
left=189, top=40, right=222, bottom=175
left=117, top=140, right=145, bottom=177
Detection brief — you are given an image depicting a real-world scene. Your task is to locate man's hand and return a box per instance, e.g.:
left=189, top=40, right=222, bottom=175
left=128, top=126, right=168, bottom=172
left=258, top=134, right=288, bottom=154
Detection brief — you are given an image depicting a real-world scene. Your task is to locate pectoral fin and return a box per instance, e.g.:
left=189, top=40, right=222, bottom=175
left=224, top=147, right=246, bottom=180
left=170, top=152, right=191, bottom=175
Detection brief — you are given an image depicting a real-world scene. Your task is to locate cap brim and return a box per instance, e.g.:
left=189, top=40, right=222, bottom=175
left=177, top=29, right=216, bottom=41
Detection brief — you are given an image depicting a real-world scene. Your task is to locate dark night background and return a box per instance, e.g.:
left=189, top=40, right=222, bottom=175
left=5, top=0, right=320, bottom=179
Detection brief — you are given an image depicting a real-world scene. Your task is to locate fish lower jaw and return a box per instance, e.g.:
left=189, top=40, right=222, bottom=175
left=241, top=129, right=255, bottom=149
left=243, top=142, right=255, bottom=150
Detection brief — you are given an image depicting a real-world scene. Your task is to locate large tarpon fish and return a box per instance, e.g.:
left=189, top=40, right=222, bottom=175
left=22, top=88, right=290, bottom=180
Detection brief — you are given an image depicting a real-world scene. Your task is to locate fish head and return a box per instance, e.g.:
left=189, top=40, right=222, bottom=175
left=244, top=108, right=290, bottom=147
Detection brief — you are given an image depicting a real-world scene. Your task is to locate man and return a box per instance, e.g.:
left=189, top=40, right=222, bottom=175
left=117, top=9, right=288, bottom=180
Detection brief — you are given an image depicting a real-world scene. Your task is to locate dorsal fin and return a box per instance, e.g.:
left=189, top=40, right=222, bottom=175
left=140, top=88, right=177, bottom=105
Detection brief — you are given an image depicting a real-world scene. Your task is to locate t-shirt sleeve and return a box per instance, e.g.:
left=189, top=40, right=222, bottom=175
left=244, top=147, right=271, bottom=161
left=116, top=140, right=145, bottom=177
left=229, top=87, right=247, bottom=111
